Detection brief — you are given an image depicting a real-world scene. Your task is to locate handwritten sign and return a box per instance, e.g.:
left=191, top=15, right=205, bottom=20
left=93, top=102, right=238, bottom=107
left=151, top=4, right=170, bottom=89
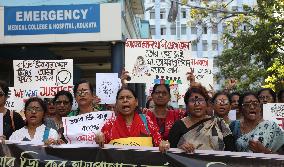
left=5, top=87, right=25, bottom=112
left=125, top=39, right=213, bottom=105
left=13, top=59, right=73, bottom=98
left=263, top=103, right=284, bottom=130
left=96, top=73, right=119, bottom=104
left=125, top=39, right=213, bottom=88
left=62, top=111, right=115, bottom=144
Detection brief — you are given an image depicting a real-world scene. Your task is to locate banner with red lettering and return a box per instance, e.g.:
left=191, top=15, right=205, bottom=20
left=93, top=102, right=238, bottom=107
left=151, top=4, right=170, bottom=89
left=13, top=59, right=73, bottom=99
left=263, top=103, right=284, bottom=130
left=10, top=59, right=73, bottom=111
left=125, top=39, right=213, bottom=105
left=62, top=111, right=115, bottom=144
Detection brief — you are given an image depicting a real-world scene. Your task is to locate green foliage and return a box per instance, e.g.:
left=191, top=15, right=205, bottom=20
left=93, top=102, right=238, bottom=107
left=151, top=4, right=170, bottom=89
left=184, top=0, right=284, bottom=92
left=263, top=58, right=284, bottom=92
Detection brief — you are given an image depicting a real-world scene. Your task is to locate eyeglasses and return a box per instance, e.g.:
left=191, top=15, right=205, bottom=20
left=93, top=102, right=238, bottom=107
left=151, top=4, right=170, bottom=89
left=214, top=99, right=230, bottom=105
left=118, top=96, right=134, bottom=101
left=44, top=99, right=54, bottom=105
left=26, top=107, right=43, bottom=113
left=153, top=91, right=169, bottom=96
left=0, top=92, right=5, bottom=97
left=54, top=100, right=70, bottom=106
left=231, top=100, right=239, bottom=104
left=76, top=89, right=91, bottom=97
left=188, top=98, right=206, bottom=104
left=258, top=95, right=272, bottom=101
left=242, top=101, right=260, bottom=108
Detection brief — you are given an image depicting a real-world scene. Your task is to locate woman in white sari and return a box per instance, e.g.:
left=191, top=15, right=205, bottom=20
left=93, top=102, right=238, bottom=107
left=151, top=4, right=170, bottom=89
left=230, top=92, right=284, bottom=154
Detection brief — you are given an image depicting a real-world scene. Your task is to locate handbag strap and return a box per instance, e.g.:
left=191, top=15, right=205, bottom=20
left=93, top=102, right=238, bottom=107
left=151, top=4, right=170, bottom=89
left=139, top=114, right=150, bottom=134
left=42, top=126, right=50, bottom=142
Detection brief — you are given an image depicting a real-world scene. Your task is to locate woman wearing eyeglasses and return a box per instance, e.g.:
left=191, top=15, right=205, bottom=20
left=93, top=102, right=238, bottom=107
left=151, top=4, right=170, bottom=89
left=212, top=92, right=232, bottom=124
left=68, top=80, right=98, bottom=116
left=9, top=97, right=61, bottom=145
left=0, top=80, right=25, bottom=140
left=168, top=85, right=235, bottom=152
left=230, top=92, right=284, bottom=154
left=257, top=88, right=276, bottom=105
left=51, top=90, right=73, bottom=143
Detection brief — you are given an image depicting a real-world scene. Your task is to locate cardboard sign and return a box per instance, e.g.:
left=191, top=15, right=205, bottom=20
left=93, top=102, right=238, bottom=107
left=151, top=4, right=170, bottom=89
left=263, top=103, right=284, bottom=130
left=96, top=73, right=119, bottom=104
left=62, top=111, right=115, bottom=144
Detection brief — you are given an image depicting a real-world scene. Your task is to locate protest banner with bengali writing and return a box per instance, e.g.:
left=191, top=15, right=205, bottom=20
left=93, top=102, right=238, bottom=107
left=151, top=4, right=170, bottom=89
left=125, top=39, right=213, bottom=105
left=13, top=59, right=73, bottom=98
left=125, top=39, right=213, bottom=87
left=263, top=103, right=284, bottom=130
left=62, top=111, right=115, bottom=144
left=0, top=143, right=283, bottom=167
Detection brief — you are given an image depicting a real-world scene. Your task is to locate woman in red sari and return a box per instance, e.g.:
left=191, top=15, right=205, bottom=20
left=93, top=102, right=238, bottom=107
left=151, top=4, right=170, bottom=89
left=144, top=84, right=185, bottom=140
left=96, top=87, right=166, bottom=147
left=120, top=69, right=189, bottom=141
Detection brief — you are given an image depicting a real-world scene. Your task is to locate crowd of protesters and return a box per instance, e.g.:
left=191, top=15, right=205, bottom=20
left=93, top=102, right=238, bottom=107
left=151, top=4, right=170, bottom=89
left=0, top=70, right=283, bottom=155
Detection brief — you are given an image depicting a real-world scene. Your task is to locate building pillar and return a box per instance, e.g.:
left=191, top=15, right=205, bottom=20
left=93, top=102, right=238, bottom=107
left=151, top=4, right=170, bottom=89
left=111, top=42, right=124, bottom=76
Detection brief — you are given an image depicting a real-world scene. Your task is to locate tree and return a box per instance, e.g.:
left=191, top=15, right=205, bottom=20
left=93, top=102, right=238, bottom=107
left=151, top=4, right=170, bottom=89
left=179, top=0, right=284, bottom=92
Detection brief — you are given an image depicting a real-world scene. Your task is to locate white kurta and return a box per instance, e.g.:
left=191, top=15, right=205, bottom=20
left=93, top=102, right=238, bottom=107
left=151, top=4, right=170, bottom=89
left=9, top=124, right=59, bottom=145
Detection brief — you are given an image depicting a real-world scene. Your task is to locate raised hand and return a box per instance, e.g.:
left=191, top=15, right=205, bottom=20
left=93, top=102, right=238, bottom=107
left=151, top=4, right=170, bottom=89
left=120, top=68, right=130, bottom=87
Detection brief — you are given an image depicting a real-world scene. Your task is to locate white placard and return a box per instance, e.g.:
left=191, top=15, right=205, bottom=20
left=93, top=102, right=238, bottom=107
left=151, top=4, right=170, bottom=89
left=263, top=103, right=284, bottom=130
left=5, top=87, right=25, bottom=112
left=62, top=111, right=115, bottom=144
left=13, top=59, right=73, bottom=98
left=228, top=110, right=237, bottom=121
left=96, top=73, right=119, bottom=104
left=125, top=39, right=213, bottom=105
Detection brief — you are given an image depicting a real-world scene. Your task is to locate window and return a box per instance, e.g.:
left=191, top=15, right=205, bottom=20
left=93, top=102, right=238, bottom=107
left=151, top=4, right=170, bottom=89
left=160, top=9, right=166, bottom=19
left=150, top=10, right=155, bottom=19
left=150, top=26, right=155, bottom=35
left=170, top=24, right=176, bottom=35
left=181, top=24, right=187, bottom=35
left=244, top=25, right=247, bottom=31
left=191, top=23, right=197, bottom=34
left=202, top=26, right=207, bottom=34
left=160, top=0, right=165, bottom=2
left=152, top=0, right=155, bottom=2
left=202, top=40, right=208, bottom=51
left=161, top=27, right=166, bottom=35
left=181, top=9, right=186, bottom=18
left=212, top=24, right=218, bottom=34
left=191, top=41, right=197, bottom=51
left=212, top=40, right=218, bottom=51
